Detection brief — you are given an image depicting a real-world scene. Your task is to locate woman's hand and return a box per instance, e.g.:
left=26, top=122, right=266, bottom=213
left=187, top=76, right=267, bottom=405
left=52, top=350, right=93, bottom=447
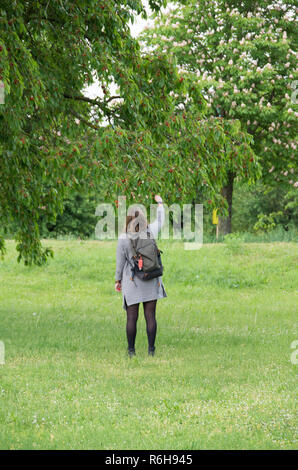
left=115, top=281, right=122, bottom=292
left=154, top=194, right=163, bottom=204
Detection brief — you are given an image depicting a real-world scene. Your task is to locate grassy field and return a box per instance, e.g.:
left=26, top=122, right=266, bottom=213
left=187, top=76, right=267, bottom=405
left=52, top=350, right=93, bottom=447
left=0, top=239, right=297, bottom=450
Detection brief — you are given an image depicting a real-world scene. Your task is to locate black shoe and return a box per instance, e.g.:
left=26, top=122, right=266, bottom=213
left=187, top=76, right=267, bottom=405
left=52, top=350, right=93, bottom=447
left=128, top=348, right=136, bottom=358
left=148, top=347, right=155, bottom=356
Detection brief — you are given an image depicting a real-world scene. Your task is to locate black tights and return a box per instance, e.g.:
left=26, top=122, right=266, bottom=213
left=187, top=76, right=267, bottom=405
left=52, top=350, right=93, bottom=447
left=126, top=300, right=157, bottom=350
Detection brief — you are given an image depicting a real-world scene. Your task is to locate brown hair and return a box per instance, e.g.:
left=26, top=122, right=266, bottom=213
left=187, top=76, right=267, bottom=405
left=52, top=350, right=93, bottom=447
left=123, top=205, right=148, bottom=233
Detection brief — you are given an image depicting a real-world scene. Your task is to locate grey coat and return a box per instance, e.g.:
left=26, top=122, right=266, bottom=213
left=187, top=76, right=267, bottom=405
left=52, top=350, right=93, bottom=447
left=115, top=204, right=167, bottom=310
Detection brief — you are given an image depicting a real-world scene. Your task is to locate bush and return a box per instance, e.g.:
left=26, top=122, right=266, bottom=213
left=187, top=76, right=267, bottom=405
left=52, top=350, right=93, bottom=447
left=232, top=180, right=297, bottom=232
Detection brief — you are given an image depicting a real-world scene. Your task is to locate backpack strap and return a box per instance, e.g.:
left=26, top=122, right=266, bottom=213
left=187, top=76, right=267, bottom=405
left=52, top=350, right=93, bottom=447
left=129, top=234, right=139, bottom=281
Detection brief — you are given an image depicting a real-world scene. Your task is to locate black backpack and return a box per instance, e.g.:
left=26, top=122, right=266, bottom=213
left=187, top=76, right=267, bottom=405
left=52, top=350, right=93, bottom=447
left=129, top=229, right=163, bottom=281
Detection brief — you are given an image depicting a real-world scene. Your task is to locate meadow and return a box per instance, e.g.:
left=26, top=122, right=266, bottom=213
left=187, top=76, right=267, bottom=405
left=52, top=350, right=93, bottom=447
left=0, top=239, right=297, bottom=449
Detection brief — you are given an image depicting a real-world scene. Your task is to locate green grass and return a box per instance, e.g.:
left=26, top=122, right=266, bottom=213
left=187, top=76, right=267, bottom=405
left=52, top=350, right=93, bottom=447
left=0, top=240, right=297, bottom=450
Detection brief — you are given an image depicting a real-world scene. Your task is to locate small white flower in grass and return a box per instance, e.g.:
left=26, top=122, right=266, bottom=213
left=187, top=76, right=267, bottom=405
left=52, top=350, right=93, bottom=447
left=269, top=166, right=274, bottom=173
left=285, top=62, right=290, bottom=68
left=294, top=182, right=298, bottom=187
left=231, top=101, right=237, bottom=107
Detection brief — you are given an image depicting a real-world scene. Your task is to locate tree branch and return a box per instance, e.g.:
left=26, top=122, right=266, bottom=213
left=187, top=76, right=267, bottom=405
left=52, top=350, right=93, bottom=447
left=63, top=93, right=122, bottom=114
left=69, top=109, right=101, bottom=130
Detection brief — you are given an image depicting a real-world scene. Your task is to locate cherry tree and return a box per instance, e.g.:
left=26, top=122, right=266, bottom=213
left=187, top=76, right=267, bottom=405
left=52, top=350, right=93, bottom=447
left=0, top=0, right=179, bottom=263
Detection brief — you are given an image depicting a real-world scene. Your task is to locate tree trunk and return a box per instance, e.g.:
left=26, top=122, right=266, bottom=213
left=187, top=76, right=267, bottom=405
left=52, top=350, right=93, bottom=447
left=217, top=171, right=235, bottom=237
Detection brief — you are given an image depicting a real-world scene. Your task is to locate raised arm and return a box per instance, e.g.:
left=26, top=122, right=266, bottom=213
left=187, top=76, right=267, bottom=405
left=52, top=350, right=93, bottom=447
left=148, top=195, right=165, bottom=239
left=115, top=237, right=126, bottom=282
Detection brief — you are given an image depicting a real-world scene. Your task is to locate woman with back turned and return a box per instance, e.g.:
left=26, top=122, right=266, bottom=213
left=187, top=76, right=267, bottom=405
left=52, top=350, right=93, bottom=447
left=115, top=195, right=167, bottom=357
